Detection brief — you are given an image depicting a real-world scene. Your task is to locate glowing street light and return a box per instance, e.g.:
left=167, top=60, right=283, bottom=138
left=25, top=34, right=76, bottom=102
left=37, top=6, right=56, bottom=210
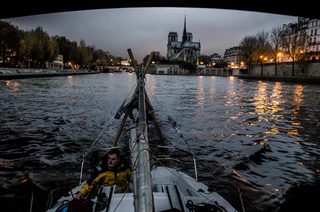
left=260, top=55, right=264, bottom=75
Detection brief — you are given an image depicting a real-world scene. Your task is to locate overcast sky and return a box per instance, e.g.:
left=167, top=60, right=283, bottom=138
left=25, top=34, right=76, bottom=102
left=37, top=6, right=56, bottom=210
left=4, top=7, right=297, bottom=63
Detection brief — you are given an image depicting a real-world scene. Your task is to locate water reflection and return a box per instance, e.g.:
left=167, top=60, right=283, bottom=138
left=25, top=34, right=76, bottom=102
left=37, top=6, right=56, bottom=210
left=194, top=76, right=205, bottom=125
left=270, top=82, right=283, bottom=114
left=4, top=80, right=20, bottom=91
left=264, top=82, right=283, bottom=135
left=253, top=81, right=268, bottom=115
left=252, top=81, right=285, bottom=127
left=292, top=84, right=304, bottom=118
left=229, top=76, right=235, bottom=81
left=209, top=76, right=216, bottom=102
left=0, top=160, right=14, bottom=168
left=196, top=76, right=204, bottom=107
left=146, top=74, right=156, bottom=97
left=225, top=75, right=237, bottom=107
left=288, top=85, right=304, bottom=136
left=66, top=75, right=74, bottom=86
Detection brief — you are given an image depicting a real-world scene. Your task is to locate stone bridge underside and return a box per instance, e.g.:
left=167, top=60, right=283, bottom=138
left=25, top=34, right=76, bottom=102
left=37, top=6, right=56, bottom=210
left=1, top=1, right=319, bottom=19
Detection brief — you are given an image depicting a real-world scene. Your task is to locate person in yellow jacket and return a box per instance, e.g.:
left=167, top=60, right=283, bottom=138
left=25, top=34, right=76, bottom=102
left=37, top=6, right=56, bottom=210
left=76, top=149, right=132, bottom=199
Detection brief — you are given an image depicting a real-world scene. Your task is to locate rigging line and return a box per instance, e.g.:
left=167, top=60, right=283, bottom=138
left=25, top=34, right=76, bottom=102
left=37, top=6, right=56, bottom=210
left=126, top=83, right=137, bottom=102
left=84, top=116, right=115, bottom=157
left=146, top=83, right=161, bottom=107
left=170, top=120, right=252, bottom=184
left=165, top=120, right=250, bottom=208
left=112, top=164, right=136, bottom=212
left=29, top=191, right=34, bottom=212
left=79, top=116, right=116, bottom=184
left=111, top=187, right=129, bottom=212
left=168, top=115, right=194, bottom=155
left=238, top=186, right=246, bottom=212
left=79, top=159, right=85, bottom=185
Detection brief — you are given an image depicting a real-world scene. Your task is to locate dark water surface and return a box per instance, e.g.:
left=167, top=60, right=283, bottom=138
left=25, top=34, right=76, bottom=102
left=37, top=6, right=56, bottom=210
left=1, top=73, right=319, bottom=211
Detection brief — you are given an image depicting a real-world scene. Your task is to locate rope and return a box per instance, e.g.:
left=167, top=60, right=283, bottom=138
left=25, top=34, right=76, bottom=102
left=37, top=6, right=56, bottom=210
left=78, top=115, right=116, bottom=184
left=79, top=158, right=85, bottom=185
left=168, top=116, right=193, bottom=152
left=147, top=82, right=198, bottom=179
left=86, top=83, right=136, bottom=155
left=167, top=116, right=198, bottom=180
left=29, top=191, right=34, bottom=212
left=83, top=116, right=115, bottom=158
left=238, top=186, right=246, bottom=212
left=146, top=83, right=161, bottom=108
left=112, top=156, right=137, bottom=212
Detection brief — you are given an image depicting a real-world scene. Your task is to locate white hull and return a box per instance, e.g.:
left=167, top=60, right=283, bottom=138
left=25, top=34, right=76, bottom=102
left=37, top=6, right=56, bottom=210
left=48, top=166, right=237, bottom=212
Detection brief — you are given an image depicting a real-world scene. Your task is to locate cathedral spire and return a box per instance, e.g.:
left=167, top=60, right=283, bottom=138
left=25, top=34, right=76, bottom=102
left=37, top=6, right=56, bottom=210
left=182, top=14, right=187, bottom=43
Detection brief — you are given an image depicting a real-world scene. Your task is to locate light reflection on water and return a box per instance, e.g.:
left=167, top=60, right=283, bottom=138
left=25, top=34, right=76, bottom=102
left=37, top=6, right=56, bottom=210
left=4, top=80, right=20, bottom=91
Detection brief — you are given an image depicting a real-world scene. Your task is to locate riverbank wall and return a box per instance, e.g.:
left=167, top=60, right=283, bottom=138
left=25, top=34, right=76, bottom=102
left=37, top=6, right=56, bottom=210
left=237, top=61, right=320, bottom=84
left=247, top=61, right=320, bottom=77
left=148, top=62, right=320, bottom=84
left=0, top=68, right=99, bottom=80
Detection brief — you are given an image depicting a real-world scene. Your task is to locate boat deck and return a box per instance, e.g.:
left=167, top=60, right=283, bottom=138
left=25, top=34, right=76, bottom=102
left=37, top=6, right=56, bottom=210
left=48, top=166, right=237, bottom=212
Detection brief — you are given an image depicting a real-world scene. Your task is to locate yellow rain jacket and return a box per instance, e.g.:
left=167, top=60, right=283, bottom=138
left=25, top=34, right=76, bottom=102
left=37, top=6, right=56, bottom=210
left=79, top=161, right=131, bottom=196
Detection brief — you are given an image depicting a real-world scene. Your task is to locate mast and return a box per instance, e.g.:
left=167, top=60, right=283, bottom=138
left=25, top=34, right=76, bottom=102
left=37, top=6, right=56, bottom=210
left=127, top=49, right=153, bottom=212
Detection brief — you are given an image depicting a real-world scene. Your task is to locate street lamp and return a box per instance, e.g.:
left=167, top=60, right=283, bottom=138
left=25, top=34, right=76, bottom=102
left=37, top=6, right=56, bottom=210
left=240, top=61, right=245, bottom=68
left=277, top=52, right=282, bottom=63
left=260, top=55, right=263, bottom=76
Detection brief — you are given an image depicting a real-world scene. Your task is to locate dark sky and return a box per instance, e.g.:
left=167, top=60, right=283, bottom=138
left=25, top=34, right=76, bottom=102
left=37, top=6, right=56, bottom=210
left=4, top=7, right=297, bottom=63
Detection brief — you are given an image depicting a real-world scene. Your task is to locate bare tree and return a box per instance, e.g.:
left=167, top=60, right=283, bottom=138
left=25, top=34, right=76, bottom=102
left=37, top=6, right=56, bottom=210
left=255, top=31, right=272, bottom=75
left=281, top=23, right=308, bottom=76
left=270, top=26, right=283, bottom=76
left=239, top=35, right=258, bottom=75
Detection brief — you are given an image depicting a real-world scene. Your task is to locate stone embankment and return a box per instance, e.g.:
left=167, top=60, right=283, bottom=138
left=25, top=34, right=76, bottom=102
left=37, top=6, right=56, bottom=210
left=0, top=68, right=99, bottom=80
left=237, top=61, right=320, bottom=84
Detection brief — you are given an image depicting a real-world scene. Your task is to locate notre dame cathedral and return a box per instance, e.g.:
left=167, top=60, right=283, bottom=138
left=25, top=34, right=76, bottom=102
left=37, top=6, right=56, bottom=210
left=167, top=16, right=201, bottom=64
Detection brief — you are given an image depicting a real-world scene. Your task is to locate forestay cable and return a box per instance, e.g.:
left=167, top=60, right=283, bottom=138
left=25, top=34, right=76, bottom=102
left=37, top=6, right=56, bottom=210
left=79, top=116, right=115, bottom=184
left=79, top=84, right=137, bottom=185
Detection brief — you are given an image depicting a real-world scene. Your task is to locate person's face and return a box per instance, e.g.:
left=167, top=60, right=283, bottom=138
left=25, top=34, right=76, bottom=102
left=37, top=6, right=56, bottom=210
left=107, top=153, right=119, bottom=168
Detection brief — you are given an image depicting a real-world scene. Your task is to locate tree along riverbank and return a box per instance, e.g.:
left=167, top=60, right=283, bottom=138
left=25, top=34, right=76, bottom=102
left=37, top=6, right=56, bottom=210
left=0, top=68, right=99, bottom=80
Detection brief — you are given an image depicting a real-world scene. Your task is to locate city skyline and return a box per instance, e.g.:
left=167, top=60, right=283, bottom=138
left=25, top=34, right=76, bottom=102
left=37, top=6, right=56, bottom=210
left=3, top=7, right=297, bottom=63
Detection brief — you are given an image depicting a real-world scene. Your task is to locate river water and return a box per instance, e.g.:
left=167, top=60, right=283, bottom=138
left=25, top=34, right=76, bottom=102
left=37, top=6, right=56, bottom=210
left=0, top=73, right=319, bottom=212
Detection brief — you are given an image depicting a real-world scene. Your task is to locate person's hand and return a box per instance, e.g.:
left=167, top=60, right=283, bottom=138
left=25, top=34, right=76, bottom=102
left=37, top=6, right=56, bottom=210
left=75, top=192, right=85, bottom=199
